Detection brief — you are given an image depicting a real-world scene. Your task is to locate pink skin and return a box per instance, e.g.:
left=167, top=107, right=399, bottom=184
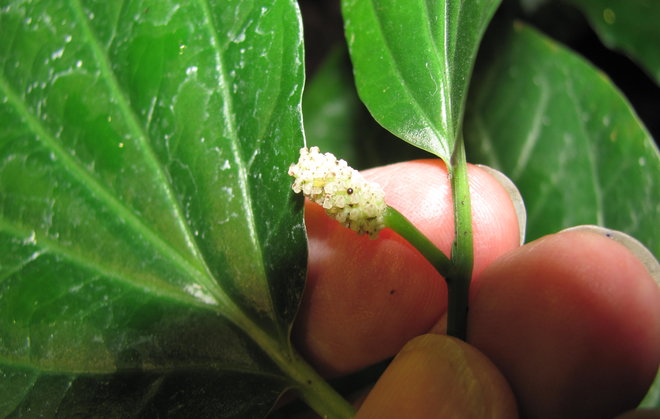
left=294, top=160, right=520, bottom=375
left=293, top=160, right=660, bottom=417
left=469, top=231, right=660, bottom=418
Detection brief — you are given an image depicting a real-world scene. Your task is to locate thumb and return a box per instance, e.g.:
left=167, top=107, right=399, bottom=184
left=356, top=334, right=518, bottom=419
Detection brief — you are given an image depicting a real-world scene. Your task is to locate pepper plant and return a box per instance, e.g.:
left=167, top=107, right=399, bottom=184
left=0, top=0, right=658, bottom=418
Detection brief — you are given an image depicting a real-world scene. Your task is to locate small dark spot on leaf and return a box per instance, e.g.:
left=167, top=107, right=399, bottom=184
left=389, top=289, right=396, bottom=295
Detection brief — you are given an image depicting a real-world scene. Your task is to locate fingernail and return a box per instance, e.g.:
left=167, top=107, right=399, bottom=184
left=476, top=165, right=527, bottom=245
left=561, top=225, right=660, bottom=287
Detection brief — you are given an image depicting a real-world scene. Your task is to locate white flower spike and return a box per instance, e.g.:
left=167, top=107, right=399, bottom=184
left=288, top=147, right=386, bottom=239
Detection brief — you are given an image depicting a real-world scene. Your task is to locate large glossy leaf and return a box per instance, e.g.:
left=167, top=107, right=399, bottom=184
left=0, top=0, right=307, bottom=416
left=341, top=0, right=501, bottom=161
left=563, top=0, right=660, bottom=84
left=465, top=23, right=660, bottom=256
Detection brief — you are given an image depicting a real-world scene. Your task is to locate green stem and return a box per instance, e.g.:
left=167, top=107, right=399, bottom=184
left=382, top=138, right=474, bottom=341
left=445, top=277, right=470, bottom=341
left=225, top=301, right=355, bottom=418
left=288, top=347, right=356, bottom=419
left=447, top=137, right=474, bottom=341
left=383, top=206, right=453, bottom=279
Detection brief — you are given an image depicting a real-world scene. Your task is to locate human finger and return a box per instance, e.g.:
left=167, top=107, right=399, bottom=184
left=355, top=334, right=518, bottom=419
left=293, top=160, right=521, bottom=375
left=468, top=228, right=660, bottom=418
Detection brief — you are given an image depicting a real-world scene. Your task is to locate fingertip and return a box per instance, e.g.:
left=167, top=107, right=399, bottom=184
left=561, top=225, right=659, bottom=287
left=469, top=230, right=660, bottom=418
left=356, top=334, right=517, bottom=419
left=475, top=164, right=526, bottom=245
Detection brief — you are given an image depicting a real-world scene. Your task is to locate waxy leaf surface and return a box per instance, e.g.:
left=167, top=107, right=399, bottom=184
left=0, top=0, right=306, bottom=416
left=341, top=0, right=501, bottom=160
left=465, top=23, right=659, bottom=255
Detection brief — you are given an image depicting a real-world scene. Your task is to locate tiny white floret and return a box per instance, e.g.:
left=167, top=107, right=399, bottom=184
left=288, top=147, right=386, bottom=239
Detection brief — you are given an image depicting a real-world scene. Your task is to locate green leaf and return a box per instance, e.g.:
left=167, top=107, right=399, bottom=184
left=0, top=0, right=308, bottom=416
left=640, top=369, right=660, bottom=408
left=302, top=46, right=428, bottom=170
left=465, top=22, right=660, bottom=256
left=341, top=0, right=501, bottom=161
left=563, top=0, right=660, bottom=84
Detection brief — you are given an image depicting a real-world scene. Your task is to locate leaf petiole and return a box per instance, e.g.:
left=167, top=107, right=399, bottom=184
left=288, top=348, right=357, bottom=419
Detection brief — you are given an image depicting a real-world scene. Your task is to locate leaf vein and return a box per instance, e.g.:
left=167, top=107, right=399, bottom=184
left=367, top=0, right=447, bottom=154
left=0, top=71, right=225, bottom=308
left=198, top=0, right=265, bottom=268
left=421, top=0, right=441, bottom=63
left=511, top=76, right=549, bottom=179
left=0, top=353, right=286, bottom=379
left=0, top=219, right=214, bottom=311
left=196, top=0, right=279, bottom=330
left=68, top=0, right=211, bottom=284
left=441, top=0, right=453, bottom=138
left=565, top=74, right=605, bottom=226
left=473, top=114, right=503, bottom=169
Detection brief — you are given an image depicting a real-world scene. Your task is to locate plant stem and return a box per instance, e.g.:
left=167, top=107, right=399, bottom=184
left=288, top=347, right=356, bottom=419
left=383, top=138, right=474, bottom=341
left=445, top=276, right=470, bottom=341
left=224, top=300, right=355, bottom=418
left=447, top=137, right=474, bottom=341
left=383, top=206, right=453, bottom=279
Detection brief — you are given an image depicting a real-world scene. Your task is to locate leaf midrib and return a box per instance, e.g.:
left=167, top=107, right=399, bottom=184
left=68, top=0, right=223, bottom=298
left=196, top=0, right=278, bottom=329
left=441, top=0, right=454, bottom=142
left=366, top=0, right=449, bottom=157
left=564, top=68, right=605, bottom=226
left=0, top=353, right=288, bottom=380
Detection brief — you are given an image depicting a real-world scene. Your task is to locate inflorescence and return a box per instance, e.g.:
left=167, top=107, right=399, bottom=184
left=288, top=147, right=386, bottom=238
